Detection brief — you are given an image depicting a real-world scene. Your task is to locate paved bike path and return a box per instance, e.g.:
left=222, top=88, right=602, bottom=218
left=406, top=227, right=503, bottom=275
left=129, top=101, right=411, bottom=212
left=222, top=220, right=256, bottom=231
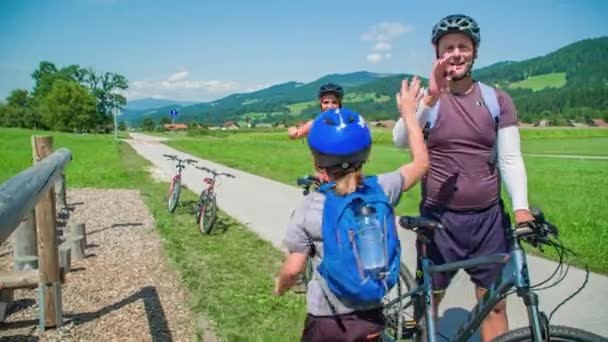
left=127, top=133, right=607, bottom=339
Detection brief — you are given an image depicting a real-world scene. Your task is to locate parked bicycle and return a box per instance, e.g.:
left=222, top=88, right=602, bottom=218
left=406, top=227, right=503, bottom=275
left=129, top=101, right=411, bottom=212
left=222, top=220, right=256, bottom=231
left=382, top=208, right=602, bottom=342
left=164, top=154, right=198, bottom=213
left=194, top=165, right=235, bottom=234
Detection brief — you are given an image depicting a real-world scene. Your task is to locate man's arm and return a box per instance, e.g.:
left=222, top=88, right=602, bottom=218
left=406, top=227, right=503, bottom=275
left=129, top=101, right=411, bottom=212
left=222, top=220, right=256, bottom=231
left=497, top=126, right=529, bottom=212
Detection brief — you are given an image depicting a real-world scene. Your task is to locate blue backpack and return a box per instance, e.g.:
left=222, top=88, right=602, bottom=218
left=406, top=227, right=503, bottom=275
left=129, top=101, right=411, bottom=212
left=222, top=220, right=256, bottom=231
left=316, top=176, right=401, bottom=307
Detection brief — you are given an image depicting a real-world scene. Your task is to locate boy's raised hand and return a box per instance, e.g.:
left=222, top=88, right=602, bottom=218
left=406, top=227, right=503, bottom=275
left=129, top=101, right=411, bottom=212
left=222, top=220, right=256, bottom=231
left=396, top=76, right=423, bottom=119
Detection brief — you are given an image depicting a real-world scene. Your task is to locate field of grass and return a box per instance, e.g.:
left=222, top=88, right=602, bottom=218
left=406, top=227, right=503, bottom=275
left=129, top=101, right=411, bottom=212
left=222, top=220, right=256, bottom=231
left=286, top=100, right=316, bottom=116
left=240, top=111, right=268, bottom=120
left=0, top=128, right=307, bottom=340
left=345, top=92, right=391, bottom=103
left=0, top=128, right=147, bottom=187
left=508, top=72, right=567, bottom=91
left=167, top=128, right=608, bottom=274
left=523, top=137, right=608, bottom=156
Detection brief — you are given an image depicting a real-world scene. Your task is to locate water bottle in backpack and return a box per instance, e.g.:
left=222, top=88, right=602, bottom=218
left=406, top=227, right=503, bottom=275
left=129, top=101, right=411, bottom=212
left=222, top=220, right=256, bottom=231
left=355, top=204, right=386, bottom=275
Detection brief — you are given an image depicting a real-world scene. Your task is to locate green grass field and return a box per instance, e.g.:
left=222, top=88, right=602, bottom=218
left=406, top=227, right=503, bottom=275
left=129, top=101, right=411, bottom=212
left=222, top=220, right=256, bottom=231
left=166, top=128, right=608, bottom=274
left=0, top=128, right=307, bottom=340
left=523, top=137, right=608, bottom=156
left=286, top=100, right=316, bottom=116
left=508, top=72, right=567, bottom=91
left=0, top=128, right=147, bottom=187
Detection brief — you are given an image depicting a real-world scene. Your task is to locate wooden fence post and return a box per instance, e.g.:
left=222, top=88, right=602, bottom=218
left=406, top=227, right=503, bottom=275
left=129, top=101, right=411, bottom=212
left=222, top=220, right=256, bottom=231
left=12, top=210, right=38, bottom=271
left=55, top=174, right=67, bottom=209
left=32, top=135, right=62, bottom=329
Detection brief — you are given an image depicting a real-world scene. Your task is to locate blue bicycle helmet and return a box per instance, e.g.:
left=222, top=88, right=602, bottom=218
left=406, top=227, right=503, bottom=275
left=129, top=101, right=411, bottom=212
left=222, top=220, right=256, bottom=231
left=307, top=108, right=371, bottom=169
left=318, top=82, right=344, bottom=100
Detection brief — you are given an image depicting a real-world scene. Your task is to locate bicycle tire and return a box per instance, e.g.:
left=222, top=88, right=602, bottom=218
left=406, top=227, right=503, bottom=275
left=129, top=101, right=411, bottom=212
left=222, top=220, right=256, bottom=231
left=493, top=325, right=607, bottom=342
left=383, top=261, right=425, bottom=341
left=198, top=194, right=218, bottom=234
left=167, top=178, right=181, bottom=213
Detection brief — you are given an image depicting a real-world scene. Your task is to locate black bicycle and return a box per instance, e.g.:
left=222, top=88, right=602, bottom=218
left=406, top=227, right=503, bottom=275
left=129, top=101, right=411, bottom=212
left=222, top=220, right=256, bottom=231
left=382, top=208, right=603, bottom=342
left=163, top=154, right=198, bottom=213
left=194, top=165, right=235, bottom=234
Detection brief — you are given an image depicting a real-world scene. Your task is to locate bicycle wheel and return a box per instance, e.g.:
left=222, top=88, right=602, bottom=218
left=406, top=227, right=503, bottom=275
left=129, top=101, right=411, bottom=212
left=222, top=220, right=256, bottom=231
left=383, top=262, right=424, bottom=341
left=197, top=193, right=218, bottom=234
left=493, top=325, right=606, bottom=342
left=167, top=178, right=181, bottom=213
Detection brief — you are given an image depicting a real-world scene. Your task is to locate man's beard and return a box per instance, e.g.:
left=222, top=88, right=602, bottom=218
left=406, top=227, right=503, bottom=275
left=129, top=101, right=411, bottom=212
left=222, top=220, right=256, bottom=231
left=449, top=60, right=474, bottom=81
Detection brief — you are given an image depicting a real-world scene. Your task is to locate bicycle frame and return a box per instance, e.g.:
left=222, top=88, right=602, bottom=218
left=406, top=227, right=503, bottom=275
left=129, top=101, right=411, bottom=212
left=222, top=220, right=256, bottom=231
left=168, top=163, right=185, bottom=194
left=202, top=175, right=217, bottom=196
left=413, top=227, right=544, bottom=342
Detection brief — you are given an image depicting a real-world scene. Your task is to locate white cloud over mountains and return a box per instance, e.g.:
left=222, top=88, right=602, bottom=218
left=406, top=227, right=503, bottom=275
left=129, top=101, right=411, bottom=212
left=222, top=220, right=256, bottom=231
left=124, top=69, right=244, bottom=101
left=361, top=22, right=411, bottom=63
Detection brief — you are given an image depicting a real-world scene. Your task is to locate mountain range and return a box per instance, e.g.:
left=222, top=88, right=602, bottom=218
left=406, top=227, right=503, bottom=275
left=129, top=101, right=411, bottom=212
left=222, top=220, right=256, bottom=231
left=121, top=37, right=608, bottom=126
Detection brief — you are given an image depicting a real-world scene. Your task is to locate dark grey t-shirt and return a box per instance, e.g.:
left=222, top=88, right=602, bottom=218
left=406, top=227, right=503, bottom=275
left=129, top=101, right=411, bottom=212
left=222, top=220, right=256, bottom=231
left=283, top=170, right=404, bottom=316
left=423, top=83, right=518, bottom=211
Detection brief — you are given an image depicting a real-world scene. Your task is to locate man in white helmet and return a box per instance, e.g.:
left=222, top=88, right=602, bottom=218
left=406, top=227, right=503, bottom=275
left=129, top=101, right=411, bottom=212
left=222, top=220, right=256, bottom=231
left=393, top=14, right=534, bottom=341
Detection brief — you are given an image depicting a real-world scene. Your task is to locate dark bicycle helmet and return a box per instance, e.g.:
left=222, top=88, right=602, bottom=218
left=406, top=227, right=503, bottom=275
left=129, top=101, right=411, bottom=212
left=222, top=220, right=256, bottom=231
left=318, top=82, right=344, bottom=100
left=307, top=108, right=371, bottom=169
left=431, top=14, right=480, bottom=46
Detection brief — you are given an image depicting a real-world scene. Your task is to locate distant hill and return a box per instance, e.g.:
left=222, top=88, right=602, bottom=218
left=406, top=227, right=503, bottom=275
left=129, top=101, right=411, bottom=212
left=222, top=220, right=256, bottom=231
left=121, top=37, right=608, bottom=126
left=125, top=98, right=198, bottom=110
left=119, top=71, right=391, bottom=125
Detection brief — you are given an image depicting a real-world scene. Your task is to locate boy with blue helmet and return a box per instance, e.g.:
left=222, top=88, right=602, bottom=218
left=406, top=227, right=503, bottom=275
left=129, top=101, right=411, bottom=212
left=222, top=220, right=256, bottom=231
left=275, top=77, right=429, bottom=341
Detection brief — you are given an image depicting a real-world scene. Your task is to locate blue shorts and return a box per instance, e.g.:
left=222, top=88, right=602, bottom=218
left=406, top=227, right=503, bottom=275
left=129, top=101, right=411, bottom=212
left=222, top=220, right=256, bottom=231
left=417, top=201, right=511, bottom=291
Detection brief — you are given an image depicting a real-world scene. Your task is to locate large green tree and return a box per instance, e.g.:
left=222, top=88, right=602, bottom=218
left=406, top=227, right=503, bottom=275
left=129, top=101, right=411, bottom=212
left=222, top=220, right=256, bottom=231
left=27, top=61, right=129, bottom=129
left=41, top=80, right=99, bottom=132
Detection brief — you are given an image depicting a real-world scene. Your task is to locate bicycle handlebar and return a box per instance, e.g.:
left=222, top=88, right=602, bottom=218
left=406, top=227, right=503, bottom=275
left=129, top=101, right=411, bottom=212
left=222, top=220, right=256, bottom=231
left=195, top=165, right=235, bottom=178
left=513, top=208, right=559, bottom=241
left=399, top=216, right=445, bottom=232
left=163, top=154, right=197, bottom=166
left=401, top=208, right=559, bottom=248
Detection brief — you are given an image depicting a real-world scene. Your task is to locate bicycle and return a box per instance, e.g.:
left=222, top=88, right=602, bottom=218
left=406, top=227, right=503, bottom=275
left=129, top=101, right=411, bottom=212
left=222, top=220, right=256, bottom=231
left=293, top=175, right=416, bottom=298
left=194, top=165, right=235, bottom=234
left=382, top=208, right=603, bottom=342
left=163, top=154, right=198, bottom=213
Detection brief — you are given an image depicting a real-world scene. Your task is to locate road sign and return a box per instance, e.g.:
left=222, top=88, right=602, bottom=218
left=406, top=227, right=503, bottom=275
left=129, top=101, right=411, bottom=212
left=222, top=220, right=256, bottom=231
left=170, top=109, right=178, bottom=117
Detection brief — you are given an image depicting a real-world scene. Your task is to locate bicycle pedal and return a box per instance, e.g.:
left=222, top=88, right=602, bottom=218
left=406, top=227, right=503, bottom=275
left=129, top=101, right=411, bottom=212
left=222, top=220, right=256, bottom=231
left=400, top=320, right=418, bottom=339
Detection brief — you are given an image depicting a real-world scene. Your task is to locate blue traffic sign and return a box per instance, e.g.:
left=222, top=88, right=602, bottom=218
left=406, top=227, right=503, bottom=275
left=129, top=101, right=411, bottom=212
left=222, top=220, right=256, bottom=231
left=170, top=109, right=178, bottom=117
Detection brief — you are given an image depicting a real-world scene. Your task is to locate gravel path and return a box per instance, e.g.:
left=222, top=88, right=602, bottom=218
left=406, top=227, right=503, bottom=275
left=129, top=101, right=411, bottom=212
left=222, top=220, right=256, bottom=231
left=1, top=189, right=215, bottom=341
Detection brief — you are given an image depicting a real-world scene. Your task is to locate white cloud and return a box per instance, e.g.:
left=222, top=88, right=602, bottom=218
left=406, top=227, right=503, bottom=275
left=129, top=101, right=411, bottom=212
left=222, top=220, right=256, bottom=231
left=374, top=42, right=392, bottom=51
left=367, top=53, right=384, bottom=63
left=123, top=69, right=241, bottom=101
left=167, top=70, right=189, bottom=82
left=361, top=21, right=411, bottom=64
left=361, top=22, right=411, bottom=42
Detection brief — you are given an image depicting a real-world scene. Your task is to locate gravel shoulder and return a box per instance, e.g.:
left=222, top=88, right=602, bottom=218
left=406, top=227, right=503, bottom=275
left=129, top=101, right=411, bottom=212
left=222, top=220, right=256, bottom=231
left=1, top=188, right=215, bottom=341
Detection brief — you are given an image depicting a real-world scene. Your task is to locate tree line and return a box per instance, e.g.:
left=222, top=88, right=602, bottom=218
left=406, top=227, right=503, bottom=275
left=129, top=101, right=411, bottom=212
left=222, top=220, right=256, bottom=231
left=0, top=61, right=128, bottom=132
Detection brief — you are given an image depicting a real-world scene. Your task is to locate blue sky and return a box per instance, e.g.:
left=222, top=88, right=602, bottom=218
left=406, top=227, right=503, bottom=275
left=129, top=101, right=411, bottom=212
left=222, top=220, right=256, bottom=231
left=1, top=0, right=607, bottom=102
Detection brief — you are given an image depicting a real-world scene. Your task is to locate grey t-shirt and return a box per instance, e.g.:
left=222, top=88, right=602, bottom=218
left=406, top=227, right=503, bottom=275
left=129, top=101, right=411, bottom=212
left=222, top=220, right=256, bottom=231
left=282, top=170, right=404, bottom=316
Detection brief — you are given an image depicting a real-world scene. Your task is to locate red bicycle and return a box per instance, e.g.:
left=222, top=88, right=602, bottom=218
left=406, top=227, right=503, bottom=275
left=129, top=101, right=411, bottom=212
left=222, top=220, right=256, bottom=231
left=194, top=165, right=235, bottom=234
left=164, top=154, right=198, bottom=213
